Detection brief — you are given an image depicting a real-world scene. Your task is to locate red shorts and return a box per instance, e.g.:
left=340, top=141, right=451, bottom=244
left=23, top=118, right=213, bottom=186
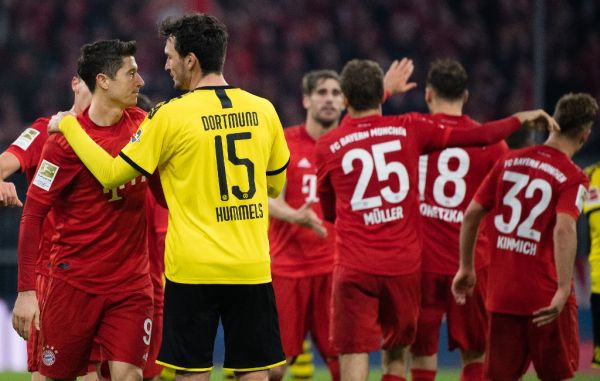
left=38, top=277, right=153, bottom=379
left=272, top=273, right=335, bottom=359
left=332, top=266, right=420, bottom=353
left=27, top=273, right=49, bottom=372
left=411, top=268, right=488, bottom=356
left=144, top=292, right=164, bottom=379
left=486, top=298, right=579, bottom=380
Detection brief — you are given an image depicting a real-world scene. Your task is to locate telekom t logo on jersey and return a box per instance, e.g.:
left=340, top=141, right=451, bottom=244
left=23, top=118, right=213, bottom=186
left=103, top=175, right=147, bottom=202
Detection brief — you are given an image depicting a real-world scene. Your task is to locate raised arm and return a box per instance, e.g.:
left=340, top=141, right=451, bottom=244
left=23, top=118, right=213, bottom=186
left=269, top=192, right=327, bottom=237
left=0, top=151, right=22, bottom=207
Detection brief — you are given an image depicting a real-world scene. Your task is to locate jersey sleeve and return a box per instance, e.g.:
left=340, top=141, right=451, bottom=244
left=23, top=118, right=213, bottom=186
left=58, top=115, right=142, bottom=189
left=5, top=118, right=49, bottom=173
left=556, top=174, right=589, bottom=220
left=584, top=165, right=600, bottom=214
left=473, top=159, right=504, bottom=210
left=266, top=104, right=290, bottom=175
left=315, top=139, right=336, bottom=222
left=26, top=135, right=83, bottom=206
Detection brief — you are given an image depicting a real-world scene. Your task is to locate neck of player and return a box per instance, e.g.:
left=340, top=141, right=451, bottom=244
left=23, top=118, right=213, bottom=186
left=544, top=133, right=579, bottom=158
left=305, top=116, right=337, bottom=140
left=428, top=99, right=463, bottom=116
left=88, top=97, right=125, bottom=126
left=347, top=106, right=382, bottom=119
left=190, top=72, right=228, bottom=89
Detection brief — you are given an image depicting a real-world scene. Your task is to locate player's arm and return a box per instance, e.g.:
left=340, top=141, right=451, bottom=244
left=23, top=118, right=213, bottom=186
left=268, top=191, right=327, bottom=237
left=533, top=212, right=577, bottom=326
left=452, top=200, right=487, bottom=305
left=439, top=110, right=559, bottom=150
left=0, top=151, right=22, bottom=207
left=267, top=168, right=287, bottom=198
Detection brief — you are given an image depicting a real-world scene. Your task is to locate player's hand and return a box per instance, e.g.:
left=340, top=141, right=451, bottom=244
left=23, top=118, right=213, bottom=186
left=293, top=200, right=327, bottom=238
left=12, top=290, right=40, bottom=340
left=48, top=110, right=76, bottom=134
left=532, top=287, right=570, bottom=327
left=451, top=267, right=476, bottom=305
left=383, top=58, right=417, bottom=97
left=0, top=181, right=23, bottom=207
left=513, top=109, right=560, bottom=133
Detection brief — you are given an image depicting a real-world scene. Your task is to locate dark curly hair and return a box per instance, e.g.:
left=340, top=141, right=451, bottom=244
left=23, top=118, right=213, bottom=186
left=159, top=13, right=228, bottom=74
left=340, top=59, right=383, bottom=111
left=426, top=59, right=468, bottom=101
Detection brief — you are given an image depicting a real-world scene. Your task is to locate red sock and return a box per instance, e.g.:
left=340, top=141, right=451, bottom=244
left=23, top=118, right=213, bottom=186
left=461, top=362, right=485, bottom=381
left=381, top=374, right=406, bottom=381
left=326, top=358, right=340, bottom=381
left=410, top=369, right=436, bottom=381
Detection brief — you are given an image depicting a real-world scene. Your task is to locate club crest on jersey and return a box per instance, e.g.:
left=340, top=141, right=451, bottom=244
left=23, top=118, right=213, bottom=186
left=33, top=160, right=59, bottom=191
left=41, top=345, right=58, bottom=366
left=130, top=128, right=142, bottom=143
left=12, top=127, right=40, bottom=150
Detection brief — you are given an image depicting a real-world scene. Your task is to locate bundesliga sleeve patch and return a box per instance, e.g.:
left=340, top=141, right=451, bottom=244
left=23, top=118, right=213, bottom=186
left=33, top=160, right=60, bottom=191
left=12, top=127, right=40, bottom=150
left=576, top=184, right=588, bottom=213
left=130, top=128, right=142, bottom=143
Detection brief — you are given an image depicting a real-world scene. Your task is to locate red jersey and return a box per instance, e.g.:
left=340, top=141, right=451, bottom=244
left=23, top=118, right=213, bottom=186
left=23, top=106, right=150, bottom=294
left=475, top=145, right=588, bottom=315
left=146, top=189, right=167, bottom=306
left=418, top=114, right=509, bottom=274
left=6, top=117, right=54, bottom=277
left=269, top=125, right=334, bottom=277
left=315, top=113, right=520, bottom=276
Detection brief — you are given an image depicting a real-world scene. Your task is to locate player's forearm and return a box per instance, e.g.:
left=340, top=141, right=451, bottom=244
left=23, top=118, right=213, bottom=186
left=59, top=115, right=139, bottom=189
left=459, top=202, right=487, bottom=270
left=553, top=213, right=577, bottom=291
left=268, top=195, right=297, bottom=222
left=0, top=151, right=21, bottom=179
left=447, top=116, right=520, bottom=147
left=17, top=198, right=50, bottom=291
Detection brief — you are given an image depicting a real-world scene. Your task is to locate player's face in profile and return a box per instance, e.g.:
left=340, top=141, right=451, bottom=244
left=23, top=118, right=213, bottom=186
left=304, top=78, right=344, bottom=127
left=164, top=37, right=189, bottom=90
left=107, top=56, right=144, bottom=108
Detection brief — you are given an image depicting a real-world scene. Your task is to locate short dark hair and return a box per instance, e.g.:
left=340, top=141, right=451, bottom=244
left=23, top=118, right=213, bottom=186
left=77, top=39, right=137, bottom=93
left=159, top=13, right=228, bottom=74
left=302, top=70, right=340, bottom=95
left=340, top=59, right=383, bottom=111
left=553, top=93, right=599, bottom=138
left=426, top=59, right=468, bottom=101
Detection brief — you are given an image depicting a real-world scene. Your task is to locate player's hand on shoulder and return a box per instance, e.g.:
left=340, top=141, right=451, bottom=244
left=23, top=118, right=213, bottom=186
left=0, top=181, right=22, bottom=207
left=532, top=287, right=570, bottom=327
left=451, top=267, right=476, bottom=305
left=383, top=58, right=417, bottom=98
left=12, top=290, right=40, bottom=340
left=513, top=109, right=560, bottom=133
left=294, top=200, right=327, bottom=238
left=48, top=110, right=77, bottom=134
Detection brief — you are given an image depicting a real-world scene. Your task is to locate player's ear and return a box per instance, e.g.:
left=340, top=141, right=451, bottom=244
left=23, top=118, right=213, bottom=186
left=70, top=76, right=79, bottom=92
left=96, top=73, right=110, bottom=91
left=343, top=95, right=349, bottom=108
left=463, top=89, right=469, bottom=105
left=186, top=53, right=198, bottom=70
left=424, top=86, right=433, bottom=104
left=302, top=95, right=311, bottom=110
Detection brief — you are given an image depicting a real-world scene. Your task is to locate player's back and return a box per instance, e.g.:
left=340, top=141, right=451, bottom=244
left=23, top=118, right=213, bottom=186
left=146, top=86, right=289, bottom=285
left=476, top=145, right=587, bottom=315
left=316, top=113, right=450, bottom=276
left=418, top=114, right=508, bottom=274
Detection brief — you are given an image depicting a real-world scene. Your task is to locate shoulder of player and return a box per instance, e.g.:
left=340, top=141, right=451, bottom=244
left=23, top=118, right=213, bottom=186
left=146, top=94, right=187, bottom=120
left=283, top=124, right=303, bottom=138
left=123, top=106, right=147, bottom=121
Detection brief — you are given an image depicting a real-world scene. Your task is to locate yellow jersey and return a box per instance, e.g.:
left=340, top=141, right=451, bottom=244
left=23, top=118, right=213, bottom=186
left=584, top=162, right=600, bottom=293
left=60, top=86, right=290, bottom=284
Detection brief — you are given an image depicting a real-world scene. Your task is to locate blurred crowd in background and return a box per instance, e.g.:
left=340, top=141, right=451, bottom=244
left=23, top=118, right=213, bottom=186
left=0, top=0, right=599, bottom=247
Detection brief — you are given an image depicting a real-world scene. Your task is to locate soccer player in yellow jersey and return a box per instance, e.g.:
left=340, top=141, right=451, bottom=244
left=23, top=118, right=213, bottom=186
left=49, top=13, right=289, bottom=381
left=585, top=162, right=600, bottom=367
